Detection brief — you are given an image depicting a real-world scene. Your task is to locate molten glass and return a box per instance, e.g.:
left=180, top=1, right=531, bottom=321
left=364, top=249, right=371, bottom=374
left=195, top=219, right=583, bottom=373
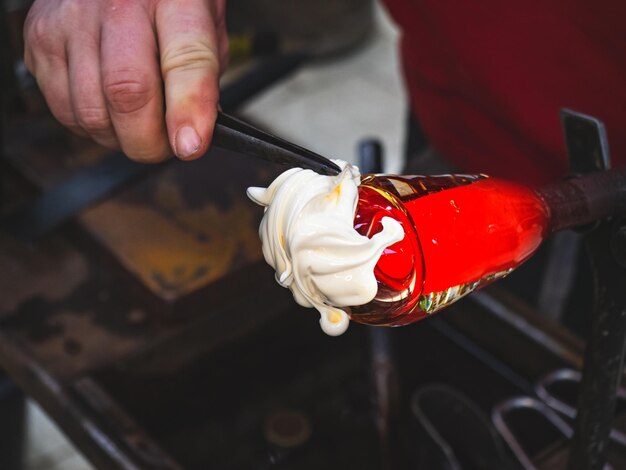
left=350, top=174, right=550, bottom=327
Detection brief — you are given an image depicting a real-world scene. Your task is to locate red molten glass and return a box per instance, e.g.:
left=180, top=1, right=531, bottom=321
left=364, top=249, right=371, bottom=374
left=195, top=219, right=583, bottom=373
left=351, top=174, right=550, bottom=327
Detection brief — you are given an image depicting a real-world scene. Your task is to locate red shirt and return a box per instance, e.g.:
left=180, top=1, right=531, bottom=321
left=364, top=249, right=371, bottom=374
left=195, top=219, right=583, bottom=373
left=383, top=1, right=626, bottom=186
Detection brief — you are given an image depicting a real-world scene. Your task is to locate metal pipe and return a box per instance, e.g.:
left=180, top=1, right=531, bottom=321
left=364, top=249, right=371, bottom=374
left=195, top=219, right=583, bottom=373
left=567, top=218, right=626, bottom=470
left=558, top=109, right=626, bottom=470
left=537, top=167, right=626, bottom=233
left=359, top=139, right=400, bottom=470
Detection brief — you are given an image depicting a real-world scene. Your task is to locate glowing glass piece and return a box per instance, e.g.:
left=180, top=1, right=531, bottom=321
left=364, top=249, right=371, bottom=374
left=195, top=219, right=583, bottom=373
left=349, top=174, right=550, bottom=327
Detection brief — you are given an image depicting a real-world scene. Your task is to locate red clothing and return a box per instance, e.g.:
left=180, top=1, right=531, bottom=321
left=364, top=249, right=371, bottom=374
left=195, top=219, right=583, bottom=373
left=383, top=1, right=626, bottom=186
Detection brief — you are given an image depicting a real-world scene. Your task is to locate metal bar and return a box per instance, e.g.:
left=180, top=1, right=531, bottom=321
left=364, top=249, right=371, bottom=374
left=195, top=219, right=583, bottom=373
left=538, top=109, right=625, bottom=234
left=536, top=368, right=626, bottom=447
left=359, top=139, right=400, bottom=470
left=568, top=218, right=626, bottom=470
left=493, top=396, right=574, bottom=469
left=563, top=109, right=626, bottom=470
left=219, top=51, right=310, bottom=110
left=71, top=377, right=183, bottom=470
left=0, top=331, right=164, bottom=470
left=536, top=167, right=626, bottom=233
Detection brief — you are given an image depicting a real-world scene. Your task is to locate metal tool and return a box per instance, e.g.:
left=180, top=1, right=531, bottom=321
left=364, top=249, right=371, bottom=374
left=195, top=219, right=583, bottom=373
left=212, top=112, right=341, bottom=176
left=359, top=139, right=399, bottom=470
left=561, top=109, right=626, bottom=470
left=492, top=396, right=576, bottom=469
left=536, top=368, right=626, bottom=448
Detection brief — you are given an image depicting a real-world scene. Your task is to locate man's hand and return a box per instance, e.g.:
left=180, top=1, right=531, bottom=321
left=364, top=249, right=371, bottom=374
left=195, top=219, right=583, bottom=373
left=24, top=0, right=228, bottom=162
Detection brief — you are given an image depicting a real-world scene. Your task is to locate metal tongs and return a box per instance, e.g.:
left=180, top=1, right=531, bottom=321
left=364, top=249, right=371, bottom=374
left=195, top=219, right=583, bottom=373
left=212, top=112, right=342, bottom=176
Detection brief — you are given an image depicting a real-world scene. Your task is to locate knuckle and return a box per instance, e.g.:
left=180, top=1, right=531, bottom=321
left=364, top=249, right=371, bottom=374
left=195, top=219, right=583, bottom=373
left=24, top=5, right=67, bottom=62
left=161, top=42, right=220, bottom=77
left=103, top=72, right=155, bottom=115
left=59, top=0, right=82, bottom=18
left=75, top=107, right=111, bottom=133
left=25, top=14, right=52, bottom=51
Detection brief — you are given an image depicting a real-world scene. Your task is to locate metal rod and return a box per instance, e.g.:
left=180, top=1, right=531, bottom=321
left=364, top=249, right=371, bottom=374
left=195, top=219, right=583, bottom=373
left=536, top=166, right=626, bottom=233
left=560, top=109, right=626, bottom=470
left=359, top=139, right=400, bottom=470
left=219, top=51, right=310, bottom=111
left=567, top=218, right=626, bottom=470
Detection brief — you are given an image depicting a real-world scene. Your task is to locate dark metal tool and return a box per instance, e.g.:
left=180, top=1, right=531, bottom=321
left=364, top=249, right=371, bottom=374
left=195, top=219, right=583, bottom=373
left=359, top=139, right=399, bottom=470
left=562, top=109, right=626, bottom=470
left=213, top=112, right=341, bottom=176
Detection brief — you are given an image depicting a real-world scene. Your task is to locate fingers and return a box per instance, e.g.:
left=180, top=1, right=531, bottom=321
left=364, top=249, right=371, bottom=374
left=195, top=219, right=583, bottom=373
left=156, top=0, right=222, bottom=160
left=67, top=23, right=119, bottom=149
left=35, top=59, right=87, bottom=137
left=24, top=2, right=83, bottom=135
left=100, top=3, right=170, bottom=163
left=25, top=0, right=228, bottom=163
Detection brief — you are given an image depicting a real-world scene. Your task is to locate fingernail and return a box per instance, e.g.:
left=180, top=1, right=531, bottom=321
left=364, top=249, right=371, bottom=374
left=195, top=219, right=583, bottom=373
left=175, top=126, right=201, bottom=159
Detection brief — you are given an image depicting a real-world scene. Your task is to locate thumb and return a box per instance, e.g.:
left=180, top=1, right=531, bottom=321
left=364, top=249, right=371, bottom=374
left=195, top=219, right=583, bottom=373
left=156, top=0, right=222, bottom=160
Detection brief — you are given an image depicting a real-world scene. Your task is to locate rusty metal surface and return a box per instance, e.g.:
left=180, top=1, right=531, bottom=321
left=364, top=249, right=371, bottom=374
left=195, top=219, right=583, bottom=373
left=4, top=116, right=282, bottom=301
left=0, top=111, right=296, bottom=467
left=0, top=239, right=158, bottom=380
left=0, top=233, right=89, bottom=318
left=0, top=109, right=295, bottom=376
left=78, top=150, right=269, bottom=301
left=4, top=115, right=113, bottom=188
